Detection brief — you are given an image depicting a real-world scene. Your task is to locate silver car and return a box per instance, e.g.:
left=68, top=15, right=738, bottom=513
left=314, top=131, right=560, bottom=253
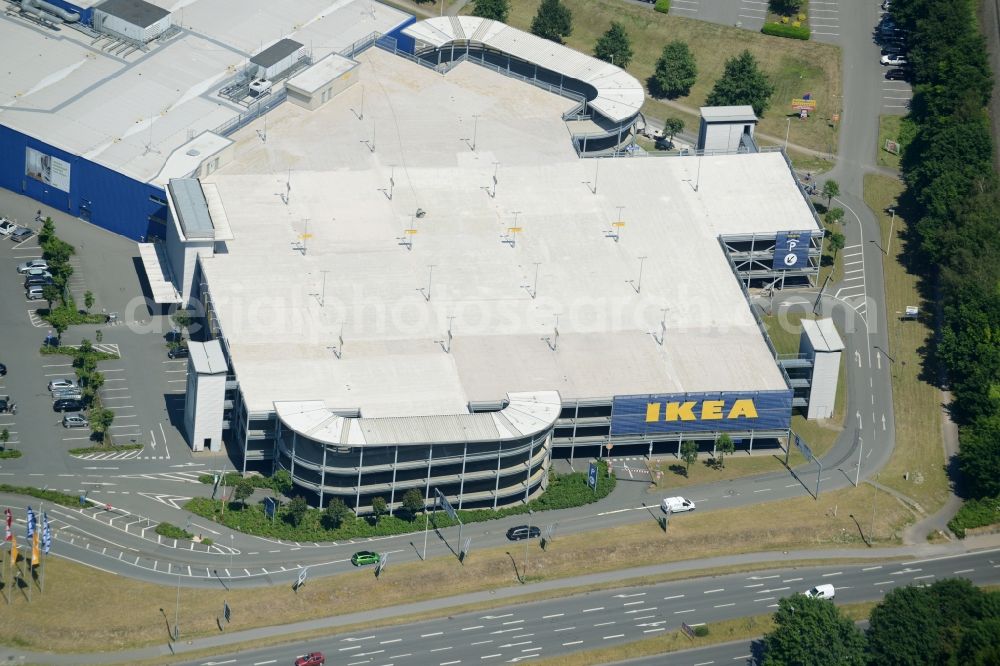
left=62, top=413, right=89, bottom=429
left=52, top=388, right=83, bottom=400
left=17, top=259, right=47, bottom=274
left=48, top=378, right=76, bottom=391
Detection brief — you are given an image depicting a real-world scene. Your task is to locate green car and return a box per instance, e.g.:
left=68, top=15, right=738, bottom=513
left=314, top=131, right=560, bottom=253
left=351, top=551, right=380, bottom=566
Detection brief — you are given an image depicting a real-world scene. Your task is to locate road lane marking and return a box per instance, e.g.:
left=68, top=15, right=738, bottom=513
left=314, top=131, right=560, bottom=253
left=953, top=569, right=974, bottom=574
left=603, top=634, right=625, bottom=640
left=862, top=565, right=882, bottom=571
left=593, top=621, right=616, bottom=627
left=704, top=588, right=724, bottom=594
left=822, top=572, right=842, bottom=577
left=873, top=580, right=895, bottom=586
left=562, top=641, right=582, bottom=646
left=542, top=613, right=563, bottom=619
left=581, top=607, right=604, bottom=613
left=674, top=609, right=696, bottom=614
left=664, top=594, right=685, bottom=599
left=553, top=627, right=576, bottom=633
left=714, top=603, right=736, bottom=608
left=421, top=632, right=444, bottom=637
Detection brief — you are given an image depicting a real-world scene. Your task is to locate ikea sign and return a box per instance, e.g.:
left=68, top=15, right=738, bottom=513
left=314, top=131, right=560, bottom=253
left=610, top=390, right=793, bottom=436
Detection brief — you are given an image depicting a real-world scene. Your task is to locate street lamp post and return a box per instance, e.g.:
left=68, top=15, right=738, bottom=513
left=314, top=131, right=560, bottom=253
left=173, top=573, right=180, bottom=641
left=784, top=117, right=791, bottom=151
left=886, top=208, right=896, bottom=257
left=523, top=509, right=534, bottom=583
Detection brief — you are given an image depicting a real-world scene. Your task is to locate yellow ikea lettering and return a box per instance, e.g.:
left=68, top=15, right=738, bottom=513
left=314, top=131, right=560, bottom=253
left=645, top=403, right=661, bottom=422
left=701, top=400, right=724, bottom=420
left=664, top=401, right=697, bottom=421
left=728, top=399, right=758, bottom=419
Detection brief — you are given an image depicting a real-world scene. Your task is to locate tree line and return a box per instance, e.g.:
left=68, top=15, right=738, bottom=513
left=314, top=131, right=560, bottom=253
left=886, top=1, right=1000, bottom=511
left=762, top=578, right=1000, bottom=665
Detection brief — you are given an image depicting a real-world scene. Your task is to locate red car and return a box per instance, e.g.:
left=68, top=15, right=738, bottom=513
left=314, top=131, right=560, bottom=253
left=295, top=653, right=325, bottom=666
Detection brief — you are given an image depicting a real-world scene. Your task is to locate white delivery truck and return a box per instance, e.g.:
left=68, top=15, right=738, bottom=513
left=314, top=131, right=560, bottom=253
left=661, top=496, right=696, bottom=513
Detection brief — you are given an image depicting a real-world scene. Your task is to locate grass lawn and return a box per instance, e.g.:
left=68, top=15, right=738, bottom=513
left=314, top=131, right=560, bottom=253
left=863, top=174, right=949, bottom=514
left=14, top=484, right=911, bottom=654
left=789, top=151, right=836, bottom=175
left=877, top=115, right=903, bottom=170
left=466, top=1, right=842, bottom=153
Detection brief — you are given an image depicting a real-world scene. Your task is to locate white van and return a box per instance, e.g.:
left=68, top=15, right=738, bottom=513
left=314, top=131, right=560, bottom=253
left=804, top=584, right=836, bottom=600
left=661, top=496, right=695, bottom=513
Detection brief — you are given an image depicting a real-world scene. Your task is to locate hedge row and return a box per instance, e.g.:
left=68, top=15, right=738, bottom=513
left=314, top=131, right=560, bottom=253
left=947, top=497, right=1000, bottom=539
left=186, top=461, right=616, bottom=542
left=762, top=22, right=810, bottom=40
left=654, top=0, right=670, bottom=14
left=155, top=522, right=193, bottom=540
left=0, top=485, right=80, bottom=507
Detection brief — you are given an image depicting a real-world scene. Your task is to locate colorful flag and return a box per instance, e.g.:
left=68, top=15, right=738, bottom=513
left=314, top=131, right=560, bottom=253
left=4, top=508, right=11, bottom=542
left=42, top=513, right=51, bottom=555
left=803, top=92, right=812, bottom=100
left=10, top=534, right=18, bottom=565
left=26, top=506, right=35, bottom=540
left=31, top=529, right=39, bottom=566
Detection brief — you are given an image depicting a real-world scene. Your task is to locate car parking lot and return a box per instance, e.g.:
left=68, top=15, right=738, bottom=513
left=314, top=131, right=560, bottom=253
left=664, top=0, right=841, bottom=44
left=0, top=190, right=201, bottom=475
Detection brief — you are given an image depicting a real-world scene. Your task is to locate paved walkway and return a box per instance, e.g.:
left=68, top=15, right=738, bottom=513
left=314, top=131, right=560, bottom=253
left=6, top=537, right=1000, bottom=665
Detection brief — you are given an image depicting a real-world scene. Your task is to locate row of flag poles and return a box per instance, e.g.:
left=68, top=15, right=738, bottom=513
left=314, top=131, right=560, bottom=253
left=4, top=506, right=52, bottom=603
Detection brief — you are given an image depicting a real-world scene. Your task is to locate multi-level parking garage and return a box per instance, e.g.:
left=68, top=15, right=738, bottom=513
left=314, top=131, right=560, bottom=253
left=1, top=3, right=825, bottom=514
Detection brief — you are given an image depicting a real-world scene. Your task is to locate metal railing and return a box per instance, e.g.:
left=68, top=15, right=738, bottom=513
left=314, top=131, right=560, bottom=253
left=212, top=88, right=287, bottom=137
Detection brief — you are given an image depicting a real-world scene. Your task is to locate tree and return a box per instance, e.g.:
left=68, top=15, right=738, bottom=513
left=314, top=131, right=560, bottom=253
left=663, top=117, right=685, bottom=145
left=233, top=477, right=255, bottom=509
left=323, top=497, right=353, bottom=529
left=769, top=0, right=804, bottom=14
left=715, top=433, right=735, bottom=468
left=594, top=22, right=633, bottom=68
left=958, top=414, right=1000, bottom=497
left=472, top=0, right=509, bottom=22
left=680, top=440, right=698, bottom=476
left=822, top=179, right=840, bottom=207
left=271, top=469, right=293, bottom=497
left=286, top=496, right=309, bottom=526
left=827, top=231, right=845, bottom=260
left=89, top=407, right=115, bottom=444
left=401, top=488, right=425, bottom=520
left=705, top=49, right=775, bottom=116
left=762, top=595, right=866, bottom=665
left=530, top=0, right=572, bottom=43
left=172, top=308, right=193, bottom=333
left=824, top=207, right=845, bottom=226
left=371, top=496, right=388, bottom=521
left=83, top=290, right=94, bottom=312
left=650, top=41, right=697, bottom=99
left=41, top=284, right=61, bottom=311
left=0, top=429, right=8, bottom=450
left=51, top=317, right=68, bottom=343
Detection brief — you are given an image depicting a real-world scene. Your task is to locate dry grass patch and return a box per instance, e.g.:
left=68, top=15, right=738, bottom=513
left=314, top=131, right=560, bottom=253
left=467, top=0, right=841, bottom=153
left=8, top=484, right=910, bottom=654
left=863, top=174, right=949, bottom=514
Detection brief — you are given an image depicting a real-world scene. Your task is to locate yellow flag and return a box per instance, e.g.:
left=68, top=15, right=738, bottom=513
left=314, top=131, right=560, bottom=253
left=10, top=535, right=18, bottom=566
left=31, top=530, right=40, bottom=566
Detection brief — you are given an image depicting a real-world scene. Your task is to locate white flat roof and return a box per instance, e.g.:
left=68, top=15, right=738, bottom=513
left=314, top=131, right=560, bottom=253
left=189, top=339, right=228, bottom=374
left=201, top=48, right=816, bottom=417
left=0, top=0, right=410, bottom=184
left=403, top=17, right=643, bottom=124
left=802, top=318, right=844, bottom=353
left=701, top=105, right=757, bottom=123
left=137, top=242, right=181, bottom=303
left=287, top=54, right=358, bottom=94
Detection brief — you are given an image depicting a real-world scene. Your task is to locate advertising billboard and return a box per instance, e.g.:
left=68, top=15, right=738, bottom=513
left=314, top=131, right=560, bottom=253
left=610, top=390, right=793, bottom=437
left=772, top=231, right=810, bottom=270
left=25, top=147, right=71, bottom=192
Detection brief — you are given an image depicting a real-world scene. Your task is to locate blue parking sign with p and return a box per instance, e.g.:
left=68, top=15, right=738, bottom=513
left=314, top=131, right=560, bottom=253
left=588, top=462, right=598, bottom=490
left=772, top=232, right=810, bottom=270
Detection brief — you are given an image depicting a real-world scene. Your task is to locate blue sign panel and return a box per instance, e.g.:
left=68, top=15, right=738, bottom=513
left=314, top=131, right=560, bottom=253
left=587, top=462, right=598, bottom=490
left=772, top=232, right=811, bottom=270
left=610, top=390, right=793, bottom=437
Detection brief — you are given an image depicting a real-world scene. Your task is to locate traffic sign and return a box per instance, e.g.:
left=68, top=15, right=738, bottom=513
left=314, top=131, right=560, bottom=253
left=587, top=462, right=598, bottom=490
left=223, top=601, right=231, bottom=623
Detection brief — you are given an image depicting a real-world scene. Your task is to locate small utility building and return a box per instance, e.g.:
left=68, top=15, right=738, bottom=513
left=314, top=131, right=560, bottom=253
left=250, top=39, right=305, bottom=80
left=698, top=105, right=758, bottom=154
left=93, top=0, right=171, bottom=42
left=799, top=318, right=844, bottom=420
left=184, top=340, right=228, bottom=453
left=286, top=54, right=359, bottom=110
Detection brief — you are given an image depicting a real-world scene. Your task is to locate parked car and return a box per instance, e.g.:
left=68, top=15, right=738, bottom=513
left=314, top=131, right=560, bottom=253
left=0, top=219, right=15, bottom=237
left=880, top=44, right=904, bottom=56
left=0, top=396, right=11, bottom=414
left=25, top=286, right=45, bottom=301
left=62, top=413, right=89, bottom=429
left=0, top=362, right=6, bottom=376
left=52, top=398, right=84, bottom=412
left=661, top=496, right=696, bottom=513
left=804, top=584, right=836, bottom=600
left=884, top=68, right=908, bottom=81
left=24, top=267, right=52, bottom=279
left=350, top=551, right=380, bottom=566
left=48, top=378, right=77, bottom=391
left=24, top=275, right=53, bottom=289
left=295, top=652, right=326, bottom=666
left=880, top=53, right=907, bottom=66
left=52, top=387, right=83, bottom=400
left=506, top=525, right=541, bottom=541
left=17, top=259, right=48, bottom=274
left=167, top=345, right=189, bottom=359
left=10, top=227, right=33, bottom=243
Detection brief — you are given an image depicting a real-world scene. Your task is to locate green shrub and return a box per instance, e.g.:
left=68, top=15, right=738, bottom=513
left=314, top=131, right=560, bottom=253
left=654, top=0, right=670, bottom=13
left=69, top=443, right=142, bottom=456
left=0, top=450, right=22, bottom=459
left=186, top=461, right=617, bottom=542
left=155, top=522, right=194, bottom=540
left=948, top=497, right=1000, bottom=538
left=0, top=485, right=79, bottom=507
left=762, top=22, right=811, bottom=40
left=693, top=625, right=710, bottom=637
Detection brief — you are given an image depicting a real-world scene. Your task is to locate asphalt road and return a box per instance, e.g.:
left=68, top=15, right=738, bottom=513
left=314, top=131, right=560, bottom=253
left=144, top=548, right=1000, bottom=666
